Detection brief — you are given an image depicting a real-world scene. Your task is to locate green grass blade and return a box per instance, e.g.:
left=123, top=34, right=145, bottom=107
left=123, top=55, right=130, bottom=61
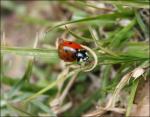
left=70, top=89, right=102, bottom=116
left=1, top=46, right=58, bottom=59
left=110, top=19, right=136, bottom=48
left=6, top=103, right=34, bottom=116
left=135, top=10, right=149, bottom=38
left=100, top=0, right=150, bottom=8
left=32, top=101, right=56, bottom=116
left=46, top=12, right=133, bottom=32
left=126, top=79, right=139, bottom=116
left=98, top=54, right=148, bottom=65
left=23, top=80, right=57, bottom=103
left=2, top=76, right=57, bottom=95
left=23, top=69, right=80, bottom=103
left=101, top=65, right=111, bottom=89
left=65, top=26, right=92, bottom=42
left=89, top=26, right=117, bottom=56
left=7, top=59, right=33, bottom=98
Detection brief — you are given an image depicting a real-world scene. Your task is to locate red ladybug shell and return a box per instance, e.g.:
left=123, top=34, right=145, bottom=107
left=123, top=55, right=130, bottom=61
left=58, top=39, right=86, bottom=62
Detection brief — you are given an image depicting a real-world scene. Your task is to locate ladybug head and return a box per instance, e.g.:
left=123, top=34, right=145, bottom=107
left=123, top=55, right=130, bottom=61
left=76, top=49, right=89, bottom=62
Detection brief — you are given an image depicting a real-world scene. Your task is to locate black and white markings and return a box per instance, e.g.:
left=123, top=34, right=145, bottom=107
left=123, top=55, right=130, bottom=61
left=76, top=50, right=89, bottom=62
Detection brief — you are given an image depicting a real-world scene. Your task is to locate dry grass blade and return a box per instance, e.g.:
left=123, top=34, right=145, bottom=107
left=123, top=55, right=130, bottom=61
left=59, top=72, right=78, bottom=105
left=57, top=67, right=70, bottom=95
left=83, top=66, right=148, bottom=117
left=23, top=68, right=81, bottom=103
left=50, top=72, right=79, bottom=115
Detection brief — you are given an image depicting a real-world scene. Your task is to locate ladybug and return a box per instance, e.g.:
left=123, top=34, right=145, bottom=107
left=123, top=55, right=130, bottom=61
left=58, top=38, right=89, bottom=62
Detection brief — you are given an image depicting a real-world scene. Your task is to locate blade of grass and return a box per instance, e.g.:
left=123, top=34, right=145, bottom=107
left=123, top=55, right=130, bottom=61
left=101, top=65, right=111, bottom=89
left=105, top=64, right=133, bottom=92
left=75, top=1, right=113, bottom=11
left=135, top=10, right=149, bottom=38
left=116, top=5, right=126, bottom=13
left=100, top=65, right=112, bottom=101
left=100, top=0, right=150, bottom=8
left=6, top=35, right=39, bottom=98
left=98, top=54, right=148, bottom=65
left=23, top=80, right=57, bottom=103
left=23, top=69, right=80, bottom=103
left=126, top=79, right=139, bottom=116
left=6, top=103, right=34, bottom=116
left=88, top=26, right=99, bottom=46
left=2, top=76, right=57, bottom=95
left=32, top=101, right=56, bottom=116
left=46, top=12, right=133, bottom=32
left=7, top=59, right=33, bottom=99
left=89, top=26, right=117, bottom=56
left=70, top=88, right=102, bottom=116
left=1, top=46, right=58, bottom=58
left=65, top=26, right=92, bottom=42
left=125, top=46, right=149, bottom=58
left=109, top=19, right=136, bottom=49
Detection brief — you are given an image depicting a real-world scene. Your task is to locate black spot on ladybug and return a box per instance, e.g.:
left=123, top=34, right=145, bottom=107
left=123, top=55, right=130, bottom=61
left=64, top=49, right=68, bottom=53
